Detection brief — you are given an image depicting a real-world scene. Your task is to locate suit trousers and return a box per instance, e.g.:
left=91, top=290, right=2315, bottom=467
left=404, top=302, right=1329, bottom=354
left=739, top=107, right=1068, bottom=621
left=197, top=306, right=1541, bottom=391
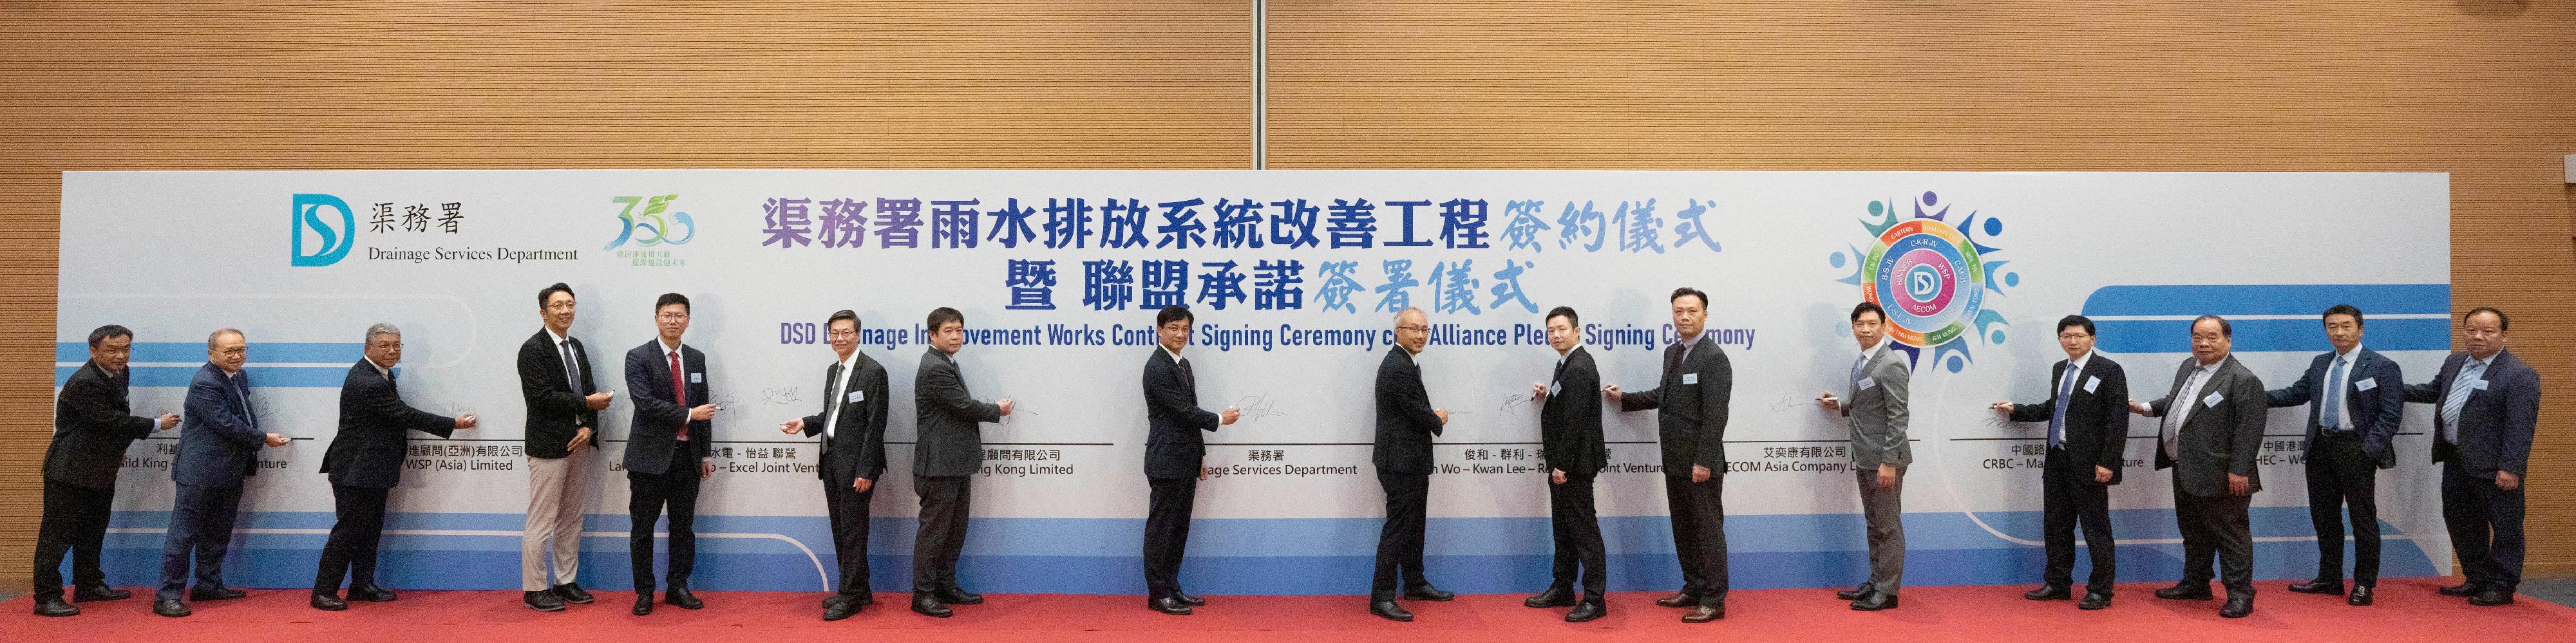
left=628, top=457, right=701, bottom=592
left=158, top=481, right=245, bottom=601
left=33, top=479, right=116, bottom=600
left=2304, top=431, right=2380, bottom=586
left=1854, top=463, right=1908, bottom=595
left=1547, top=474, right=1607, bottom=596
left=913, top=475, right=972, bottom=593
left=2172, top=477, right=2255, bottom=595
left=2442, top=463, right=2526, bottom=592
left=1142, top=476, right=1198, bottom=597
left=1370, top=472, right=1431, bottom=599
left=2041, top=452, right=2116, bottom=595
left=1663, top=473, right=1730, bottom=601
left=313, top=484, right=391, bottom=594
left=522, top=447, right=594, bottom=591
left=823, top=475, right=876, bottom=599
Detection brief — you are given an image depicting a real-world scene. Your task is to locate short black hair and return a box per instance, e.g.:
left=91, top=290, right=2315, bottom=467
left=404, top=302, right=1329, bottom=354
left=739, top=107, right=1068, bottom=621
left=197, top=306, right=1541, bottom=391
left=86, top=324, right=132, bottom=349
left=655, top=292, right=690, bottom=314
left=538, top=283, right=575, bottom=309
left=2465, top=306, right=2508, bottom=331
left=1155, top=305, right=1193, bottom=328
left=927, top=306, right=965, bottom=331
left=827, top=309, right=860, bottom=332
left=1850, top=301, right=1886, bottom=323
left=2056, top=315, right=2096, bottom=337
left=1546, top=306, right=1579, bottom=328
left=1669, top=287, right=1709, bottom=308
left=2322, top=304, right=2363, bottom=328
left=2193, top=314, right=2231, bottom=337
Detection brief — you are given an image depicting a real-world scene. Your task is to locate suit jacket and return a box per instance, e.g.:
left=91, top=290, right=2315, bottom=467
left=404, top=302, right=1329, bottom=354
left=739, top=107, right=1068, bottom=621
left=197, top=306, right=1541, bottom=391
left=2264, top=347, right=2403, bottom=468
left=516, top=330, right=599, bottom=460
left=2007, top=354, right=2132, bottom=485
left=2144, top=355, right=2266, bottom=498
left=1617, top=333, right=1732, bottom=474
left=1142, top=348, right=1221, bottom=480
left=1841, top=344, right=1913, bottom=468
left=1373, top=348, right=1444, bottom=475
left=2405, top=349, right=2540, bottom=478
left=623, top=340, right=712, bottom=475
left=913, top=347, right=1000, bottom=478
left=46, top=360, right=155, bottom=490
left=175, top=364, right=266, bottom=488
left=800, top=352, right=891, bottom=487
left=320, top=359, right=457, bottom=489
left=1539, top=346, right=1606, bottom=478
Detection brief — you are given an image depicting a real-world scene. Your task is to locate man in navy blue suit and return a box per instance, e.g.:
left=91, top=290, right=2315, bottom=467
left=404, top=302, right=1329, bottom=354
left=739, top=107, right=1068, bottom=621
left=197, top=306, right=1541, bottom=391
left=1138, top=305, right=1238, bottom=615
left=312, top=323, right=476, bottom=611
left=153, top=329, right=290, bottom=617
left=33, top=324, right=177, bottom=617
left=624, top=292, right=718, bottom=615
left=2263, top=304, right=2403, bottom=606
left=2405, top=306, right=2539, bottom=606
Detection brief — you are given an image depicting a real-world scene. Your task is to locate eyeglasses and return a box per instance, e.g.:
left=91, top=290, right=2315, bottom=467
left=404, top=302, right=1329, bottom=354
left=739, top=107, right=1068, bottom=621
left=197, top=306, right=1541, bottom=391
left=1397, top=324, right=1429, bottom=333
left=656, top=313, right=690, bottom=321
left=545, top=302, right=576, bottom=311
left=2057, top=333, right=2091, bottom=339
left=369, top=341, right=404, bottom=349
left=826, top=330, right=858, bottom=338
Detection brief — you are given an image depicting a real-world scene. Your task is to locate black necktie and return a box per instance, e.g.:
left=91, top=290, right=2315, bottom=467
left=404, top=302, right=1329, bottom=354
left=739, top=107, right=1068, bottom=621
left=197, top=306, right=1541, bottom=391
left=1176, top=357, right=1195, bottom=390
left=560, top=339, right=582, bottom=394
left=236, top=377, right=257, bottom=432
left=1665, top=344, right=1686, bottom=381
left=822, top=362, right=846, bottom=440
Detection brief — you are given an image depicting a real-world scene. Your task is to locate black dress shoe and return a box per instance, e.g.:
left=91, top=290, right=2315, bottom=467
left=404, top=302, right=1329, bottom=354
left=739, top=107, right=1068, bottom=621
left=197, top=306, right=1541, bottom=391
left=1368, top=599, right=1412, bottom=622
left=33, top=596, right=79, bottom=617
left=1401, top=584, right=1454, bottom=601
left=2023, top=584, right=2071, bottom=601
left=2154, top=582, right=2214, bottom=600
left=2347, top=585, right=2373, bottom=606
left=2078, top=592, right=2112, bottom=610
left=1850, top=590, right=1899, bottom=611
left=1837, top=583, right=1874, bottom=601
left=1655, top=591, right=1700, bottom=608
left=936, top=586, right=983, bottom=605
left=2287, top=579, right=2344, bottom=595
left=1525, top=585, right=1576, bottom=608
left=1682, top=602, right=1724, bottom=622
left=822, top=599, right=860, bottom=621
left=553, top=582, right=593, bottom=604
left=154, top=598, right=191, bottom=618
left=913, top=594, right=952, bottom=617
left=632, top=593, right=654, bottom=616
left=311, top=593, right=348, bottom=611
left=72, top=585, right=131, bottom=602
left=2468, top=588, right=2515, bottom=606
left=189, top=586, right=247, bottom=601
left=1172, top=590, right=1205, bottom=607
left=2219, top=593, right=2253, bottom=618
left=1149, top=595, right=1193, bottom=615
left=524, top=590, right=565, bottom=611
left=347, top=585, right=397, bottom=602
left=664, top=585, right=703, bottom=610
left=2439, top=582, right=2477, bottom=597
left=827, top=593, right=874, bottom=608
left=1564, top=598, right=1605, bottom=622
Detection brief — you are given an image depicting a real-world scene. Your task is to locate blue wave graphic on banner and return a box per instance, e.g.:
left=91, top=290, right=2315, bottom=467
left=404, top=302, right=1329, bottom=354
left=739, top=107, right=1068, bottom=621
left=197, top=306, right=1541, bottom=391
left=2081, top=284, right=2449, bottom=353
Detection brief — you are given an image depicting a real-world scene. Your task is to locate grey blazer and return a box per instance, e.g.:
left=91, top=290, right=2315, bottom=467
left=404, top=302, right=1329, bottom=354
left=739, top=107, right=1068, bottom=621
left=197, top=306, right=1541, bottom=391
left=2145, top=355, right=2268, bottom=498
left=1842, top=345, right=1912, bottom=468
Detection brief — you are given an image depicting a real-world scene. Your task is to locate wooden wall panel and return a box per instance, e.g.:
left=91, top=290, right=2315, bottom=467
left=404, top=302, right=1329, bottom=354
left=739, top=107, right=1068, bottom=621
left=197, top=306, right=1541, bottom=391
left=1269, top=1, right=2576, bottom=573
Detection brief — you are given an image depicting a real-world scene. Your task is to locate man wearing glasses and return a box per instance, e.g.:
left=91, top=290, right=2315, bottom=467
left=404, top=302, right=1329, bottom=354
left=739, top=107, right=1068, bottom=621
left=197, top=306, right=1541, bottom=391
left=514, top=283, right=613, bottom=611
left=1991, top=315, right=2130, bottom=610
left=1368, top=307, right=1451, bottom=622
left=623, top=293, right=719, bottom=615
left=314, top=323, right=478, bottom=611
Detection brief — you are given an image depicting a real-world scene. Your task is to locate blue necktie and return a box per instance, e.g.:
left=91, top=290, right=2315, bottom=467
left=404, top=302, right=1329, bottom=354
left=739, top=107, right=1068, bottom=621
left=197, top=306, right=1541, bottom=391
left=2321, top=355, right=2346, bottom=431
left=2049, top=364, right=2076, bottom=449
left=2440, top=359, right=2485, bottom=442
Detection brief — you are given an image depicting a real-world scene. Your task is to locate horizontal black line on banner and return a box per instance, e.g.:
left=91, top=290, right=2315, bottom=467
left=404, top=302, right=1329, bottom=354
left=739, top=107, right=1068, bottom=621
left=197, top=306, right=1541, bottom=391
left=877, top=441, right=1113, bottom=446
left=1208, top=442, right=1374, bottom=446
left=416, top=438, right=522, bottom=442
left=144, top=436, right=317, bottom=441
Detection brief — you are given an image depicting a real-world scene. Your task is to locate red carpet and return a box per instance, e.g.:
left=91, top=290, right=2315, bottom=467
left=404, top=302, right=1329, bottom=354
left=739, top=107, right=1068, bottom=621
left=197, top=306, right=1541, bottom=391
left=6, top=579, right=2571, bottom=642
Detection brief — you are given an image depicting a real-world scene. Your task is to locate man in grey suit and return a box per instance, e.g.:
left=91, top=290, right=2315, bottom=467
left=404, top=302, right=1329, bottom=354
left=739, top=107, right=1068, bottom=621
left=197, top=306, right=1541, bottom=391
left=2129, top=315, right=2267, bottom=619
left=911, top=306, right=1010, bottom=617
left=1817, top=302, right=1910, bottom=611
left=1605, top=287, right=1733, bottom=623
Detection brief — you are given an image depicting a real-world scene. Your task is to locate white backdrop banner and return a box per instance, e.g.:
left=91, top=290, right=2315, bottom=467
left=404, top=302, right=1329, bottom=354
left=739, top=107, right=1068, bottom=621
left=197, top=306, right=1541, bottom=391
left=57, top=170, right=2450, bottom=594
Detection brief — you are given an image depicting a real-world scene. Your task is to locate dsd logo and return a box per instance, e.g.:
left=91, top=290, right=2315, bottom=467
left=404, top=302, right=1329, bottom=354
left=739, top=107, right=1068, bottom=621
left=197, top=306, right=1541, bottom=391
left=605, top=194, right=696, bottom=250
left=1830, top=191, right=2017, bottom=373
left=290, top=193, right=357, bottom=266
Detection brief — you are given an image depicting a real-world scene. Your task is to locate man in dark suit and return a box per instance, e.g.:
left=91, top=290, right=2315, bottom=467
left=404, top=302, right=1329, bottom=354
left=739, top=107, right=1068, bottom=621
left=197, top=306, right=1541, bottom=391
left=1139, top=305, right=1239, bottom=615
left=779, top=309, right=891, bottom=621
left=155, top=328, right=290, bottom=617
left=515, top=283, right=612, bottom=611
left=33, top=324, right=177, bottom=617
left=623, top=292, right=717, bottom=615
left=2130, top=315, right=2266, bottom=619
left=313, top=323, right=476, bottom=611
left=1368, top=306, right=1451, bottom=622
left=2264, top=304, right=2403, bottom=606
left=911, top=306, right=1009, bottom=617
left=1524, top=306, right=1606, bottom=622
left=2405, top=306, right=2539, bottom=606
left=1992, top=315, right=2129, bottom=610
left=1605, top=287, right=1732, bottom=623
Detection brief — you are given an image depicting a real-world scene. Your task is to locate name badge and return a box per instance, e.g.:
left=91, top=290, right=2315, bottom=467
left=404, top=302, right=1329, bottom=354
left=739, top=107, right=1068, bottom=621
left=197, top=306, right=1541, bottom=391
left=1858, top=377, right=1877, bottom=391
left=2202, top=391, right=2224, bottom=407
left=1681, top=373, right=1699, bottom=386
left=2469, top=378, right=2488, bottom=391
left=690, top=373, right=704, bottom=384
left=2355, top=378, right=2377, bottom=391
left=2083, top=376, right=2102, bottom=393
left=847, top=389, right=866, bottom=403
left=1547, top=382, right=1562, bottom=396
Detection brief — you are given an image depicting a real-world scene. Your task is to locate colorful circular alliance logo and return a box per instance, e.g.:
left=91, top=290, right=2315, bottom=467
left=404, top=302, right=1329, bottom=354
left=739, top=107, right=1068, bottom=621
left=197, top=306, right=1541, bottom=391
left=1831, top=191, right=2016, bottom=373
